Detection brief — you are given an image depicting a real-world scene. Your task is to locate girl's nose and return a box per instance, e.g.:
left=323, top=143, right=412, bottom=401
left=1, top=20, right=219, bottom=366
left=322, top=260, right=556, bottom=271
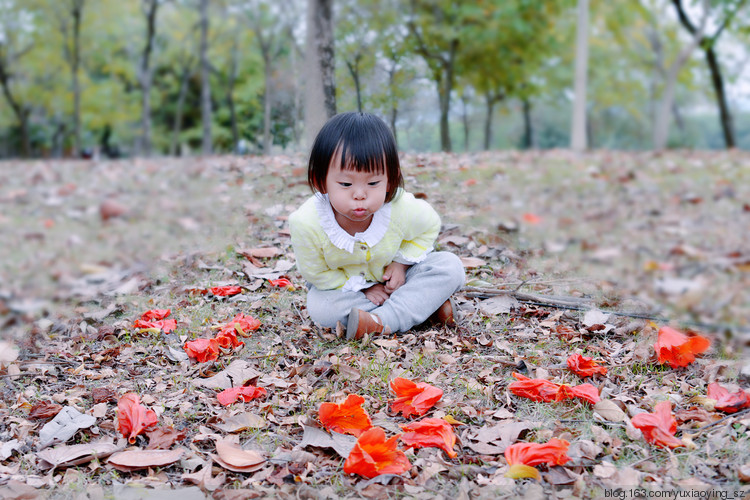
left=353, top=187, right=366, bottom=199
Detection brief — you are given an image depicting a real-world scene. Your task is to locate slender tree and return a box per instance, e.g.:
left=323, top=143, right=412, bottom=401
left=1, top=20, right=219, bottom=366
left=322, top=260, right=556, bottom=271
left=138, top=0, right=160, bottom=156
left=0, top=22, right=33, bottom=156
left=304, top=0, right=335, bottom=147
left=199, top=0, right=212, bottom=154
left=653, top=0, right=708, bottom=150
left=570, top=0, right=589, bottom=152
left=671, top=0, right=746, bottom=148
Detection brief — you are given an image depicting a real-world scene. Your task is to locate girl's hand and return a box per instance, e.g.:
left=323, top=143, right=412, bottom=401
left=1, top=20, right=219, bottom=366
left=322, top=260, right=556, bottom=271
left=383, top=262, right=410, bottom=294
left=364, top=283, right=390, bottom=305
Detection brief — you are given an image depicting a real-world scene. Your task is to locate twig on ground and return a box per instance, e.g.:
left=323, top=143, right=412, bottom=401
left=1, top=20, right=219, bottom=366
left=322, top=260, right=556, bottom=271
left=693, top=408, right=750, bottom=435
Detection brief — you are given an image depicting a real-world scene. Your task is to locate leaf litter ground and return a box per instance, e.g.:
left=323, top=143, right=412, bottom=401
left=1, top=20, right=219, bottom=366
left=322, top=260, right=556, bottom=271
left=0, top=151, right=749, bottom=499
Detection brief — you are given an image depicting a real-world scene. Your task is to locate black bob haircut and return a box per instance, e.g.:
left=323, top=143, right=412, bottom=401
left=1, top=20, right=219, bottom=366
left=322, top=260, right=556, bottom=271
left=308, top=112, right=404, bottom=203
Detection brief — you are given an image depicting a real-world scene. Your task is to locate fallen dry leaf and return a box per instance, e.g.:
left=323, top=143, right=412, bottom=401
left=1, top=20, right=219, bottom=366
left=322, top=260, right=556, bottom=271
left=107, top=448, right=185, bottom=471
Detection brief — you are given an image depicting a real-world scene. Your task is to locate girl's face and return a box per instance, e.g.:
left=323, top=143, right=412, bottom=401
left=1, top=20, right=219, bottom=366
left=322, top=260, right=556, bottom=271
left=324, top=157, right=388, bottom=236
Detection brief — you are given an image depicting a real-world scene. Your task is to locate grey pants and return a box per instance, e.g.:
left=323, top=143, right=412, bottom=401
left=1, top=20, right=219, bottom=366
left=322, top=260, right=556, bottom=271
left=306, top=251, right=465, bottom=332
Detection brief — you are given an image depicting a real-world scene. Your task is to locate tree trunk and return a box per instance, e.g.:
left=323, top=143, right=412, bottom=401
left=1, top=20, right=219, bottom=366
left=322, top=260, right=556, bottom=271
left=304, top=0, right=336, bottom=148
left=483, top=93, right=494, bottom=151
left=570, top=0, right=589, bottom=152
left=139, top=0, right=159, bottom=156
left=654, top=0, right=708, bottom=150
left=346, top=58, right=363, bottom=113
left=226, top=33, right=240, bottom=154
left=199, top=0, right=212, bottom=155
left=460, top=93, right=469, bottom=152
left=387, top=64, right=399, bottom=149
left=436, top=38, right=457, bottom=153
left=170, top=60, right=193, bottom=156
left=263, top=61, right=273, bottom=154
left=0, top=58, right=31, bottom=157
left=521, top=97, right=533, bottom=149
left=705, top=48, right=734, bottom=148
left=71, top=0, right=84, bottom=157
left=671, top=0, right=738, bottom=148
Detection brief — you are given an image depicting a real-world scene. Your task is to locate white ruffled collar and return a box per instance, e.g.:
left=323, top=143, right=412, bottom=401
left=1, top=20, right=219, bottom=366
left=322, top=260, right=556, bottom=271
left=314, top=193, right=392, bottom=253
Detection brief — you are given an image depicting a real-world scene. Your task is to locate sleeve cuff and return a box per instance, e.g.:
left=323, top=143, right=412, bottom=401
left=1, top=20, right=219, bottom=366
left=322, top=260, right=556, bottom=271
left=394, top=247, right=433, bottom=265
left=342, top=275, right=372, bottom=293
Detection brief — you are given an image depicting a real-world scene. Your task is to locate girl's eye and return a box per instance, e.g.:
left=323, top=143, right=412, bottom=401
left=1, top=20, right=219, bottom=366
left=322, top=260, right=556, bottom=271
left=339, top=182, right=352, bottom=187
left=368, top=181, right=381, bottom=186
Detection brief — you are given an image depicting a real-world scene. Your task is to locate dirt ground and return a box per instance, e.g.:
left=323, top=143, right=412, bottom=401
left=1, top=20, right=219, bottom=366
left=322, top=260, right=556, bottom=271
left=0, top=150, right=749, bottom=499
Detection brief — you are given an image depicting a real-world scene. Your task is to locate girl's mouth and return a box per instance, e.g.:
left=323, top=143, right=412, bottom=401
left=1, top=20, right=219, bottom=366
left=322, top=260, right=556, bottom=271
left=353, top=208, right=367, bottom=217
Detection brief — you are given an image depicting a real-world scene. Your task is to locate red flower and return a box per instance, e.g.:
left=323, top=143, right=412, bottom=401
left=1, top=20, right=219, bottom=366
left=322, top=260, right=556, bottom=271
left=268, top=278, right=293, bottom=289
left=318, top=394, right=373, bottom=437
left=400, top=418, right=457, bottom=458
left=504, top=438, right=571, bottom=479
left=390, top=377, right=443, bottom=418
left=117, top=393, right=158, bottom=444
left=210, top=286, right=242, bottom=297
left=631, top=401, right=683, bottom=448
left=707, top=382, right=750, bottom=413
left=184, top=338, right=220, bottom=363
left=509, top=373, right=600, bottom=405
left=214, top=329, right=244, bottom=349
left=217, top=385, right=267, bottom=406
left=655, top=326, right=710, bottom=368
left=133, top=309, right=177, bottom=332
left=343, top=427, right=411, bottom=478
left=567, top=354, right=607, bottom=377
left=140, top=309, right=171, bottom=321
left=219, top=313, right=261, bottom=336
left=133, top=319, right=177, bottom=332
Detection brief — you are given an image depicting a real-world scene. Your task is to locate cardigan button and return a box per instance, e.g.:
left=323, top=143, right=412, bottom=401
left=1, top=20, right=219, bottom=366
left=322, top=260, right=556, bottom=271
left=360, top=245, right=367, bottom=251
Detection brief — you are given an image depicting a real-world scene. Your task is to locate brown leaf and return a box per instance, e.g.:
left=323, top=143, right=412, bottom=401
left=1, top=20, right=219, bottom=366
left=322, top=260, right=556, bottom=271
left=107, top=448, right=185, bottom=471
left=182, top=462, right=226, bottom=491
left=99, top=199, right=128, bottom=221
left=460, top=257, right=485, bottom=269
left=28, top=401, right=63, bottom=420
left=593, top=400, right=627, bottom=423
left=239, top=247, right=281, bottom=259
left=213, top=412, right=265, bottom=433
left=299, top=425, right=358, bottom=459
left=91, top=387, right=118, bottom=404
left=212, top=438, right=265, bottom=472
left=191, top=359, right=261, bottom=390
left=37, top=440, right=122, bottom=469
left=145, top=426, right=187, bottom=450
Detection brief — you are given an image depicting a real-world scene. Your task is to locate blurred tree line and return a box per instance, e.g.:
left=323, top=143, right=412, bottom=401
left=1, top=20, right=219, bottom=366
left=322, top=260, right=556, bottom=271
left=0, top=0, right=748, bottom=158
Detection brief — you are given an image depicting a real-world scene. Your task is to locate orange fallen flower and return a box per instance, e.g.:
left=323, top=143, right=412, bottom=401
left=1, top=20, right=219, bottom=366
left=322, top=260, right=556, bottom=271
left=318, top=394, right=372, bottom=437
left=133, top=319, right=177, bottom=332
left=707, top=382, right=750, bottom=414
left=217, top=385, right=267, bottom=406
left=343, top=427, right=411, bottom=478
left=184, top=338, right=220, bottom=363
left=400, top=418, right=457, bottom=458
left=140, top=309, right=171, bottom=321
left=214, top=329, right=244, bottom=349
left=218, top=313, right=261, bottom=337
left=504, top=438, right=571, bottom=480
left=268, top=278, right=293, bottom=289
left=210, top=286, right=242, bottom=297
left=117, top=393, right=158, bottom=444
left=509, top=373, right=600, bottom=405
left=631, top=401, right=683, bottom=448
left=390, top=377, right=443, bottom=418
left=567, top=354, right=607, bottom=377
left=134, top=309, right=177, bottom=332
left=655, top=326, right=710, bottom=368
left=522, top=213, right=542, bottom=224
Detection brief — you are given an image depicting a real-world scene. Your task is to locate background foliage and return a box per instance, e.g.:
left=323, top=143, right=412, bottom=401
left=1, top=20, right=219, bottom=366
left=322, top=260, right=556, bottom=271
left=0, top=0, right=749, bottom=157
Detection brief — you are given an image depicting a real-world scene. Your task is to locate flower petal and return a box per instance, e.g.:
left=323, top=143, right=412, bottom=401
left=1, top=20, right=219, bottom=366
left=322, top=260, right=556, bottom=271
left=319, top=394, right=372, bottom=437
left=343, top=427, right=411, bottom=478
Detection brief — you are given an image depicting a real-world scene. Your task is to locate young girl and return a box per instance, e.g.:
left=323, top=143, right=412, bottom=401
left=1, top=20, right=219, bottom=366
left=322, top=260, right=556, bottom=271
left=289, top=112, right=465, bottom=340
